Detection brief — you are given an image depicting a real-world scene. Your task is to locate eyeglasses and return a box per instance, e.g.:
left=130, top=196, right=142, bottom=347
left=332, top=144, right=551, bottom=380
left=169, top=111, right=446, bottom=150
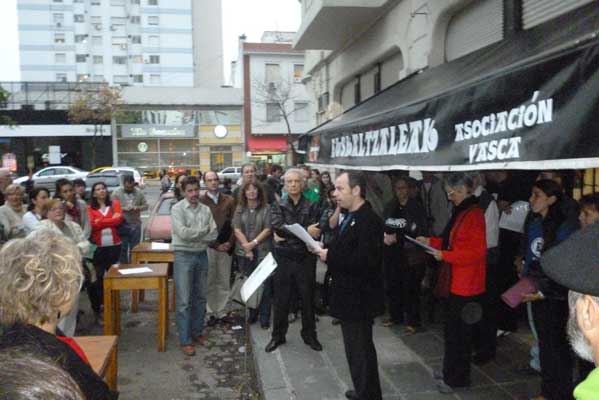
left=49, top=206, right=65, bottom=212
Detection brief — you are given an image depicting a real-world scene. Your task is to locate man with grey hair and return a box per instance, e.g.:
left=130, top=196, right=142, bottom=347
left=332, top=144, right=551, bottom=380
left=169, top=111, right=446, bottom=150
left=0, top=168, right=13, bottom=206
left=542, top=221, right=599, bottom=399
left=265, top=167, right=322, bottom=353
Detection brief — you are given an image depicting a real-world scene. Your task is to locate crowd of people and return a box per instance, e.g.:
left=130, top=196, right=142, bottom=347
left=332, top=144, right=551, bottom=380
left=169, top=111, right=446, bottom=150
left=1, top=164, right=599, bottom=400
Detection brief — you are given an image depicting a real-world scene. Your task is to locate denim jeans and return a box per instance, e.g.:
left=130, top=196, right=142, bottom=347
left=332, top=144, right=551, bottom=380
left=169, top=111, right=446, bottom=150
left=174, top=250, right=208, bottom=345
left=119, top=223, right=142, bottom=264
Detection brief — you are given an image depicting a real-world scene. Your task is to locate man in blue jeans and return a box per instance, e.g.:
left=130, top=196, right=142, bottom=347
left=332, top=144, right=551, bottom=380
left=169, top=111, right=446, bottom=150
left=112, top=175, right=148, bottom=264
left=171, top=176, right=218, bottom=356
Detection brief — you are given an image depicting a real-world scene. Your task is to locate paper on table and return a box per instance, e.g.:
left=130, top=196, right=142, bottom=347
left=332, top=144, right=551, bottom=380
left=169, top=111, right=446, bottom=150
left=240, top=252, right=278, bottom=303
left=283, top=223, right=322, bottom=250
left=404, top=235, right=437, bottom=253
left=151, top=242, right=170, bottom=250
left=118, top=267, right=153, bottom=275
left=499, top=201, right=530, bottom=233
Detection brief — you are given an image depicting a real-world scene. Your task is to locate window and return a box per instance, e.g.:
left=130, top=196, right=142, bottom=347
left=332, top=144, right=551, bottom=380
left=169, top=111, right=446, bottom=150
left=293, top=64, right=304, bottom=83
left=74, top=34, right=87, bottom=43
left=131, top=35, right=141, bottom=44
left=53, top=0, right=63, bottom=2
left=111, top=0, right=125, bottom=5
left=113, top=56, right=127, bottom=64
left=77, top=74, right=90, bottom=82
left=113, top=75, right=129, bottom=84
left=294, top=102, right=309, bottom=122
left=149, top=55, right=160, bottom=64
left=266, top=103, right=281, bottom=122
left=131, top=55, right=143, bottom=63
left=94, top=75, right=104, bottom=82
left=39, top=168, right=56, bottom=176
left=55, top=53, right=66, bottom=63
left=131, top=0, right=140, bottom=4
left=132, top=74, right=143, bottom=83
left=53, top=13, right=64, bottom=24
left=55, top=73, right=67, bottom=82
left=130, top=16, right=140, bottom=24
left=148, top=16, right=159, bottom=25
left=93, top=55, right=103, bottom=64
left=74, top=14, right=84, bottom=23
left=148, top=35, right=160, bottom=46
left=265, top=63, right=280, bottom=84
left=148, top=0, right=158, bottom=5
left=74, top=0, right=84, bottom=3
left=91, top=0, right=101, bottom=5
left=54, top=33, right=65, bottom=44
left=149, top=74, right=161, bottom=84
left=92, top=36, right=103, bottom=46
left=76, top=54, right=87, bottom=63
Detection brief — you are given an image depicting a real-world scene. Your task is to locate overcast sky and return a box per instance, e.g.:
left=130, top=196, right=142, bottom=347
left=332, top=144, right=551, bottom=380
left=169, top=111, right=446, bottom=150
left=0, top=0, right=301, bottom=82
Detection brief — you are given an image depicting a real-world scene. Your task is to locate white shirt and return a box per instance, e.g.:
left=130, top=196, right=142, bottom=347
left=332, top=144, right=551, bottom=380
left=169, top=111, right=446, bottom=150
left=207, top=191, right=219, bottom=205
left=474, top=185, right=500, bottom=248
left=22, top=211, right=42, bottom=234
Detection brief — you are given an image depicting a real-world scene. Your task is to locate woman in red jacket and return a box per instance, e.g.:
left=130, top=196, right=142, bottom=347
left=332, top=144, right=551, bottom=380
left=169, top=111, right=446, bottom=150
left=417, top=172, right=486, bottom=394
left=87, top=182, right=123, bottom=323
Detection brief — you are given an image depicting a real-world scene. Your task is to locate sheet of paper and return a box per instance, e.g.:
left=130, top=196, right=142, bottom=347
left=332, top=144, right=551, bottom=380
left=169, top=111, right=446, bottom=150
left=151, top=242, right=170, bottom=250
left=404, top=235, right=437, bottom=253
left=499, top=201, right=530, bottom=233
left=118, top=267, right=153, bottom=275
left=240, top=252, right=278, bottom=303
left=283, top=223, right=322, bottom=250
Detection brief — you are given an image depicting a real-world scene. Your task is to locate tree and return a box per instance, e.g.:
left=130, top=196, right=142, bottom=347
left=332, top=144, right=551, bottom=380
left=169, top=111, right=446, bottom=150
left=252, top=78, right=308, bottom=166
left=68, top=86, right=122, bottom=169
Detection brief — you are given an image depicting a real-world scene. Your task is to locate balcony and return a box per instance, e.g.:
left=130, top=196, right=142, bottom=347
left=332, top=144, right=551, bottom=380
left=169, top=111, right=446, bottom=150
left=294, top=0, right=389, bottom=50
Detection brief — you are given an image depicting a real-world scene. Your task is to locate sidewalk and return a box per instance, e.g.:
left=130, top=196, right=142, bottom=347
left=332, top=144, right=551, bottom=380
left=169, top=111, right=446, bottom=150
left=250, top=314, right=540, bottom=400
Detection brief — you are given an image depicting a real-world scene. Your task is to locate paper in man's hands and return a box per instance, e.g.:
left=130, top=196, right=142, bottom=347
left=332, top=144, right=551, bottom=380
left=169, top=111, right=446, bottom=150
left=284, top=223, right=323, bottom=250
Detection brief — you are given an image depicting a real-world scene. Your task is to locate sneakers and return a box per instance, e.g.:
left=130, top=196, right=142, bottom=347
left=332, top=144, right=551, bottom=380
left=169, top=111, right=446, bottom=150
left=180, top=345, right=195, bottom=356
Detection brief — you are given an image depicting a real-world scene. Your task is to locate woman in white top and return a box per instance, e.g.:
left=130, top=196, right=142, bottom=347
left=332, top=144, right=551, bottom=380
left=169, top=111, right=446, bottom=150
left=22, top=187, right=50, bottom=234
left=0, top=184, right=26, bottom=241
left=32, top=198, right=90, bottom=336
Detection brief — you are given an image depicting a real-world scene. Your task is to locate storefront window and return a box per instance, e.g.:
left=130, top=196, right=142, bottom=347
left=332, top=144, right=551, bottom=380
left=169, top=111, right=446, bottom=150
left=210, top=146, right=233, bottom=171
left=116, top=139, right=159, bottom=153
left=198, top=110, right=241, bottom=125
left=160, top=139, right=199, bottom=153
left=161, top=152, right=200, bottom=167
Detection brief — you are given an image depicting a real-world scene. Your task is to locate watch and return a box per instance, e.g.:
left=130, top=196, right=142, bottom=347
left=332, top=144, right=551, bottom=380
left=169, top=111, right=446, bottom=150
left=252, top=239, right=259, bottom=246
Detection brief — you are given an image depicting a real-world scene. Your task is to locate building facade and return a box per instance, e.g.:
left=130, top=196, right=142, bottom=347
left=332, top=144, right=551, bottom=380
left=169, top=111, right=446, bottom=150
left=295, top=0, right=594, bottom=126
left=232, top=32, right=315, bottom=167
left=115, top=86, right=244, bottom=175
left=17, top=0, right=197, bottom=86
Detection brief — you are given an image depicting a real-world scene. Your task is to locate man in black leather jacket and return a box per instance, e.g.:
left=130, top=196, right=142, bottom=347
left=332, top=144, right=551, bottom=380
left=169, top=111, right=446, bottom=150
left=265, top=168, right=322, bottom=353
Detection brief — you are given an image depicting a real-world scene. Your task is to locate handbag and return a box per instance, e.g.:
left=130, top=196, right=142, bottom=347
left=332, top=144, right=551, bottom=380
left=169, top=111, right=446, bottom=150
left=433, top=206, right=476, bottom=299
left=501, top=276, right=537, bottom=308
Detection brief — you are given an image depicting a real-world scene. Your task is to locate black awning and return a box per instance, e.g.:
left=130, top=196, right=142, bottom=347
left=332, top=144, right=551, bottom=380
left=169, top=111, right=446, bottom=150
left=307, top=4, right=599, bottom=171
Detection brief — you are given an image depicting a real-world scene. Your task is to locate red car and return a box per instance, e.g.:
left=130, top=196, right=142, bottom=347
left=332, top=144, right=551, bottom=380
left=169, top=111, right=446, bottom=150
left=143, top=192, right=177, bottom=242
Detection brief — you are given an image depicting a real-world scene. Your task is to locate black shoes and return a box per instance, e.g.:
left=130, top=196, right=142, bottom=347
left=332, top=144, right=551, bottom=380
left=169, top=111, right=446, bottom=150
left=303, top=336, right=323, bottom=351
left=345, top=390, right=359, bottom=399
left=265, top=338, right=286, bottom=353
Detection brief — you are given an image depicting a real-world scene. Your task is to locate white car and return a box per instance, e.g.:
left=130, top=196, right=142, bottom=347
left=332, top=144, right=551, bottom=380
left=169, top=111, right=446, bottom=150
left=13, top=166, right=89, bottom=191
left=101, top=167, right=145, bottom=189
left=217, top=167, right=242, bottom=182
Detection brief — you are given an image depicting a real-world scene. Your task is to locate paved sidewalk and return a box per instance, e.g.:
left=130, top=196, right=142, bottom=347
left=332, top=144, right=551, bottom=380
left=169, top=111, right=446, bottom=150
left=250, top=315, right=540, bottom=400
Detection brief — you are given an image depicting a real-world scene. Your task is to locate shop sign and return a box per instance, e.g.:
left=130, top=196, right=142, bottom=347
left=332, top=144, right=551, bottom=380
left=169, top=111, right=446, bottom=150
left=2, top=153, right=16, bottom=172
left=121, top=125, right=195, bottom=138
left=137, top=142, right=149, bottom=153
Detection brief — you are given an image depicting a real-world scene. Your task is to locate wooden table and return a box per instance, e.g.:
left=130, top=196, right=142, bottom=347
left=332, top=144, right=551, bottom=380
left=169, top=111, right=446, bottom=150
left=130, top=242, right=175, bottom=312
left=103, top=263, right=169, bottom=352
left=74, top=335, right=118, bottom=391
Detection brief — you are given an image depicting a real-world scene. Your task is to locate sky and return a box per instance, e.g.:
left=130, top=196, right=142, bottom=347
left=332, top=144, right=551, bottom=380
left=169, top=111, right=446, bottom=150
left=0, top=0, right=302, bottom=82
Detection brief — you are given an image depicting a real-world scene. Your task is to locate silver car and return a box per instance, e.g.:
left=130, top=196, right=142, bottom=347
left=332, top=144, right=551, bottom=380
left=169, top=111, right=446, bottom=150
left=217, top=166, right=242, bottom=182
left=13, top=166, right=89, bottom=191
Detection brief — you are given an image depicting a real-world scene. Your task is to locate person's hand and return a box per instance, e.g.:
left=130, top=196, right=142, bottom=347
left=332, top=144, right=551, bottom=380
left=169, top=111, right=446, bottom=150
left=241, top=241, right=254, bottom=252
left=428, top=249, right=443, bottom=261
left=216, top=243, right=231, bottom=252
left=522, top=292, right=543, bottom=302
left=245, top=251, right=254, bottom=260
left=273, top=232, right=286, bottom=243
left=317, top=248, right=328, bottom=262
left=309, top=242, right=323, bottom=254
left=514, top=256, right=524, bottom=275
left=383, top=233, right=397, bottom=246
left=415, top=236, right=430, bottom=245
left=113, top=212, right=122, bottom=219
left=307, top=223, right=321, bottom=239
left=498, top=200, right=512, bottom=214
left=65, top=201, right=74, bottom=209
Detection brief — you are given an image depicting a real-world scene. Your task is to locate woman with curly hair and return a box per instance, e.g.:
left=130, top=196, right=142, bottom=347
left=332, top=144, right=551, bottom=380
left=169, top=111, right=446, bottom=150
left=0, top=230, right=116, bottom=399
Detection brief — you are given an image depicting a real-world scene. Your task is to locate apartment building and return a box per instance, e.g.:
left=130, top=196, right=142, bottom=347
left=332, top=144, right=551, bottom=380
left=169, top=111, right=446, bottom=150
left=17, top=0, right=196, bottom=86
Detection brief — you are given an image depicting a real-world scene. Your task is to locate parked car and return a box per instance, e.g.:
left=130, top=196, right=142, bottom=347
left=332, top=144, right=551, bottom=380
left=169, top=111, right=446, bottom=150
left=99, top=167, right=145, bottom=189
left=144, top=192, right=177, bottom=242
left=217, top=166, right=242, bottom=182
left=83, top=172, right=124, bottom=200
left=13, top=166, right=89, bottom=191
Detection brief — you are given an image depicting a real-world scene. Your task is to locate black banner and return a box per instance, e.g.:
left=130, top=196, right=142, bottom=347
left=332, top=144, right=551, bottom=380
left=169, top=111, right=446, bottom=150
left=307, top=41, right=599, bottom=171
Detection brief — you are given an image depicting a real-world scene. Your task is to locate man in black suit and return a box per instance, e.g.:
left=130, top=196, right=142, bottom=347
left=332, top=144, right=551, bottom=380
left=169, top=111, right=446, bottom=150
left=315, top=171, right=385, bottom=400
